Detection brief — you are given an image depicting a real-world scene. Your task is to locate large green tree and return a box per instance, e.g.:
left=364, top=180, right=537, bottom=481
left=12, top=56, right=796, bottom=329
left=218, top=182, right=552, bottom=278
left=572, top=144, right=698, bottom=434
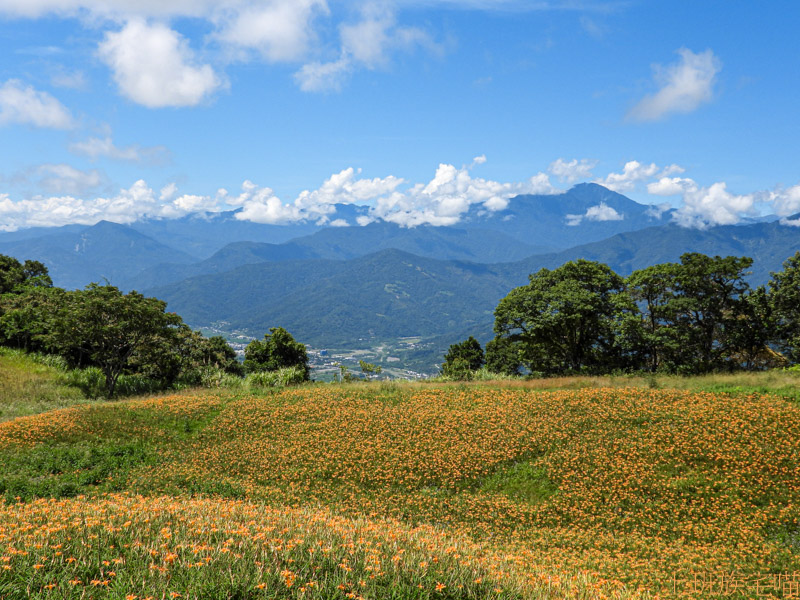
left=621, top=263, right=680, bottom=372
left=624, top=253, right=759, bottom=373
left=244, top=327, right=310, bottom=380
left=668, top=253, right=754, bottom=372
left=491, top=260, right=631, bottom=375
left=769, top=251, right=800, bottom=363
left=51, top=284, right=183, bottom=397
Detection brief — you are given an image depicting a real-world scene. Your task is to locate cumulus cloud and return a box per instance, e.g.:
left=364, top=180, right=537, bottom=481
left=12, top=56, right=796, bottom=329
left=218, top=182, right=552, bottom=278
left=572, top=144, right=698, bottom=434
left=565, top=202, right=624, bottom=226
left=549, top=158, right=597, bottom=183
left=98, top=19, right=222, bottom=108
left=370, top=162, right=556, bottom=227
left=0, top=79, right=74, bottom=129
left=0, top=180, right=156, bottom=231
left=647, top=176, right=696, bottom=196
left=628, top=48, right=721, bottom=122
left=595, top=160, right=682, bottom=193
left=229, top=181, right=303, bottom=225
left=672, top=182, right=755, bottom=228
left=765, top=184, right=800, bottom=218
left=69, top=135, right=169, bottom=164
left=297, top=168, right=404, bottom=210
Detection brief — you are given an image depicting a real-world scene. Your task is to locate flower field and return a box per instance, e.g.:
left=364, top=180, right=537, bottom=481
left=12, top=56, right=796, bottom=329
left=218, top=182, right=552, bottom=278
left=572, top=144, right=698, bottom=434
left=1, top=384, right=799, bottom=598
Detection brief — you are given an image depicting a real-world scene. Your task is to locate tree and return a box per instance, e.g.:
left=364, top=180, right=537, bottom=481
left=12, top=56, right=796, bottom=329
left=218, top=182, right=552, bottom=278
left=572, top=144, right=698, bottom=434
left=491, top=260, right=630, bottom=375
left=441, top=336, right=484, bottom=379
left=667, top=253, right=754, bottom=372
left=623, top=263, right=682, bottom=372
left=484, top=336, right=522, bottom=376
left=0, top=255, right=52, bottom=294
left=359, top=360, right=382, bottom=380
left=0, top=257, right=59, bottom=352
left=726, top=286, right=784, bottom=369
left=769, top=251, right=800, bottom=363
left=0, top=286, right=66, bottom=352
left=244, top=327, right=310, bottom=380
left=51, top=284, right=183, bottom=397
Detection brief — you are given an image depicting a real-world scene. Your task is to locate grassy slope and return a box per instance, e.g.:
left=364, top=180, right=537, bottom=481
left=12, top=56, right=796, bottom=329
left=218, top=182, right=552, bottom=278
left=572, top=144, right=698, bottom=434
left=0, top=348, right=88, bottom=422
left=0, top=379, right=799, bottom=598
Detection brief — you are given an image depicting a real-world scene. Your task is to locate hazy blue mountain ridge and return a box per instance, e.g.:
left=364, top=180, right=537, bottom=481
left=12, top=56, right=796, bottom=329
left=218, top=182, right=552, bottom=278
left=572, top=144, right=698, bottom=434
left=0, top=220, right=198, bottom=290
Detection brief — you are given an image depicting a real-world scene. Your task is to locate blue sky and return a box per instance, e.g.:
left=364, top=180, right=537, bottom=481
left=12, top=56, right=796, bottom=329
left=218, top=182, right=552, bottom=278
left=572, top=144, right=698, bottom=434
left=0, top=0, right=799, bottom=231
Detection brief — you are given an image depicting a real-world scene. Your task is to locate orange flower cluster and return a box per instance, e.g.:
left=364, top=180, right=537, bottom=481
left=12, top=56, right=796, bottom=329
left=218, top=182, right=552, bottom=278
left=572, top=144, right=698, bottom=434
left=0, top=493, right=632, bottom=599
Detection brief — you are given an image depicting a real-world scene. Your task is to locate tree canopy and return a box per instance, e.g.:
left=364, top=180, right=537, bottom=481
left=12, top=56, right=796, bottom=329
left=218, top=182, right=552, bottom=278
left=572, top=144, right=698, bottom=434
left=492, top=260, right=629, bottom=375
left=480, top=252, right=797, bottom=377
left=244, top=327, right=310, bottom=380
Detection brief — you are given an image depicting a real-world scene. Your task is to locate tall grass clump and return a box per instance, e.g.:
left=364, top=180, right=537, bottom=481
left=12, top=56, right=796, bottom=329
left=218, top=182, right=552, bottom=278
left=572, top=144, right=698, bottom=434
left=245, top=366, right=306, bottom=389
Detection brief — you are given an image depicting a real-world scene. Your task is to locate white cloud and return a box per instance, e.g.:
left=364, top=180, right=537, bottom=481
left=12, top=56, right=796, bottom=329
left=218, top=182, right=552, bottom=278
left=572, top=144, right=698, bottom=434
left=549, top=158, right=597, bottom=183
left=339, top=3, right=435, bottom=68
left=294, top=56, right=351, bottom=92
left=295, top=168, right=404, bottom=211
left=98, top=19, right=222, bottom=108
left=370, top=161, right=557, bottom=227
left=213, top=0, right=328, bottom=63
left=565, top=201, right=623, bottom=226
left=159, top=183, right=178, bottom=202
left=628, top=48, right=721, bottom=122
left=766, top=184, right=800, bottom=218
left=159, top=194, right=220, bottom=218
left=673, top=182, right=754, bottom=228
left=0, top=79, right=74, bottom=129
left=69, top=135, right=169, bottom=164
left=647, top=176, right=696, bottom=196
left=33, top=164, right=105, bottom=195
left=356, top=215, right=375, bottom=226
left=0, top=180, right=156, bottom=231
left=231, top=181, right=303, bottom=225
left=586, top=202, right=623, bottom=221
left=595, top=160, right=675, bottom=193
left=329, top=218, right=349, bottom=227
left=295, top=3, right=440, bottom=93
left=645, top=202, right=671, bottom=219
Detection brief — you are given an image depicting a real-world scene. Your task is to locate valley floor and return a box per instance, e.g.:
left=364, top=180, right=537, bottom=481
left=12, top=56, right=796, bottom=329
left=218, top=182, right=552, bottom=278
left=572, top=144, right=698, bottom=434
left=1, top=367, right=799, bottom=598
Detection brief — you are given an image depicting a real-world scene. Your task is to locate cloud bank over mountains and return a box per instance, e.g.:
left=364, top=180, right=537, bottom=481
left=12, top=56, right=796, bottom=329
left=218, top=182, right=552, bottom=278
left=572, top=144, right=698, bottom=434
left=0, top=157, right=796, bottom=232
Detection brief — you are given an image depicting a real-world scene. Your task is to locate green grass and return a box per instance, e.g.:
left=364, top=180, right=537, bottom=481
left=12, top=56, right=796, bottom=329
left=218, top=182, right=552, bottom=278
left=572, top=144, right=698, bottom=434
left=0, top=348, right=89, bottom=422
left=462, top=368, right=800, bottom=400
left=480, top=460, right=558, bottom=504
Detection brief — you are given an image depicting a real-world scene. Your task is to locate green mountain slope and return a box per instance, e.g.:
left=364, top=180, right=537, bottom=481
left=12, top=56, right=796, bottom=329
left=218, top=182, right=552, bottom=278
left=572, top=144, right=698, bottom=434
left=147, top=249, right=511, bottom=347
left=126, top=222, right=550, bottom=291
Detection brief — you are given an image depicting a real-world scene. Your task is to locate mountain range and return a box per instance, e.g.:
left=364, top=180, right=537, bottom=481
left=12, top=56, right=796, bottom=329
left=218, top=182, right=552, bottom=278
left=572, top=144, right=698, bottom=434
left=1, top=183, right=798, bottom=373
